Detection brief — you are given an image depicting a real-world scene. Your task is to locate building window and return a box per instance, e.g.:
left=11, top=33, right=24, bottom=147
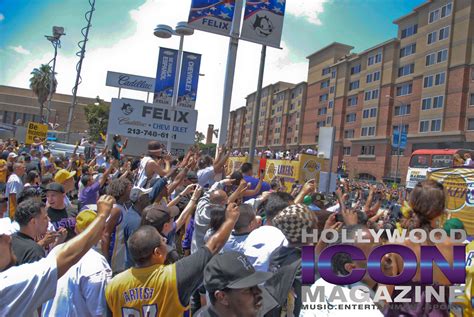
left=319, top=94, right=328, bottom=102
left=439, top=26, right=450, bottom=40
left=401, top=24, right=418, bottom=39
left=396, top=83, right=412, bottom=96
left=346, top=113, right=357, bottom=123
left=429, top=9, right=440, bottom=23
left=318, top=107, right=327, bottom=115
left=437, top=49, right=448, bottom=63
left=330, top=86, right=335, bottom=94
left=364, top=89, right=379, bottom=101
left=294, top=137, right=298, bottom=143
left=470, top=93, right=474, bottom=106
left=400, top=43, right=416, bottom=57
left=427, top=31, right=437, bottom=44
left=348, top=95, right=358, bottom=106
left=419, top=120, right=430, bottom=133
left=424, top=75, right=434, bottom=88
left=317, top=121, right=326, bottom=128
left=287, top=138, right=291, bottom=144
left=344, top=129, right=355, bottom=138
left=361, top=145, right=375, bottom=155
left=373, top=71, right=381, bottom=81
left=435, top=72, right=446, bottom=85
left=429, top=2, right=452, bottom=23
left=328, top=100, right=334, bottom=109
left=366, top=73, right=373, bottom=83
left=326, top=116, right=332, bottom=125
left=343, top=147, right=351, bottom=156
left=433, top=95, right=444, bottom=108
left=395, top=104, right=411, bottom=116
left=349, top=80, right=360, bottom=90
left=421, top=98, right=432, bottom=110
left=322, top=67, right=331, bottom=75
left=361, top=126, right=376, bottom=137
left=426, top=53, right=436, bottom=66
left=331, top=69, right=337, bottom=79
left=393, top=124, right=409, bottom=135
left=398, top=63, right=415, bottom=77
left=363, top=108, right=377, bottom=119
left=367, top=53, right=381, bottom=66
left=431, top=119, right=442, bottom=132
left=468, top=118, right=474, bottom=131
left=321, top=80, right=330, bottom=89
left=351, top=64, right=361, bottom=75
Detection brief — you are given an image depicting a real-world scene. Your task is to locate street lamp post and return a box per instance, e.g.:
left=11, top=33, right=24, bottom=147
left=154, top=22, right=194, bottom=154
left=386, top=95, right=406, bottom=184
left=45, top=26, right=65, bottom=125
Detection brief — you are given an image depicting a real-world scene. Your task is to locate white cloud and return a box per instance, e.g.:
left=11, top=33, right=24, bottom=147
left=7, top=0, right=317, bottom=135
left=0, top=13, right=4, bottom=22
left=286, top=0, right=328, bottom=25
left=9, top=45, right=31, bottom=55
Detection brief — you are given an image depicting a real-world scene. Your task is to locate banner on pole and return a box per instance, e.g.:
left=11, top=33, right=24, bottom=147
left=107, top=98, right=198, bottom=145
left=188, top=0, right=236, bottom=36
left=240, top=0, right=286, bottom=48
left=178, top=52, right=202, bottom=109
left=153, top=48, right=178, bottom=106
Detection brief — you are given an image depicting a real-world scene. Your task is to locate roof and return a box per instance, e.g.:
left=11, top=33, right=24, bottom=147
left=393, top=0, right=430, bottom=24
left=306, top=42, right=354, bottom=60
left=359, top=38, right=398, bottom=55
left=411, top=149, right=469, bottom=155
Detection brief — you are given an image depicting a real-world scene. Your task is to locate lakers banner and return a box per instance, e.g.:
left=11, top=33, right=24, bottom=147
left=428, top=168, right=474, bottom=235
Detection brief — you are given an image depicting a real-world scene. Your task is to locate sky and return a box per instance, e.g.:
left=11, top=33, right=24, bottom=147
left=0, top=0, right=426, bottom=136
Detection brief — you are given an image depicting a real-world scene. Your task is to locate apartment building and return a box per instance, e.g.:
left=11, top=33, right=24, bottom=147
left=303, top=0, right=474, bottom=182
left=227, top=81, right=307, bottom=152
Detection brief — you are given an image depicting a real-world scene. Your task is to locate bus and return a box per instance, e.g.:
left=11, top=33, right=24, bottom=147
left=406, top=149, right=474, bottom=189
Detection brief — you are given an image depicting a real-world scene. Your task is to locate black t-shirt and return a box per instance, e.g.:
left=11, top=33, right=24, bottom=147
left=176, top=247, right=213, bottom=306
left=11, top=231, right=45, bottom=265
left=48, top=206, right=78, bottom=241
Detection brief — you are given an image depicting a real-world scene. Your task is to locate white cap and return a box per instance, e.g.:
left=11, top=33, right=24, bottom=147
left=130, top=186, right=153, bottom=203
left=8, top=152, right=18, bottom=159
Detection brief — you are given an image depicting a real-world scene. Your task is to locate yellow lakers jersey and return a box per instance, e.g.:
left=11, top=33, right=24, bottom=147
left=105, top=263, right=187, bottom=317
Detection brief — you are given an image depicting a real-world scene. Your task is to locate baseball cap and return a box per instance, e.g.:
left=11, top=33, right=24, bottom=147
left=8, top=152, right=17, bottom=159
left=130, top=186, right=153, bottom=203
left=204, top=251, right=273, bottom=294
left=45, top=182, right=65, bottom=194
left=272, top=204, right=316, bottom=244
left=54, top=169, right=76, bottom=184
left=76, top=209, right=97, bottom=232
left=148, top=141, right=163, bottom=156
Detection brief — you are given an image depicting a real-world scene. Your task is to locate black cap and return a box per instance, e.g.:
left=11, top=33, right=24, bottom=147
left=204, top=251, right=273, bottom=294
left=45, top=182, right=65, bottom=194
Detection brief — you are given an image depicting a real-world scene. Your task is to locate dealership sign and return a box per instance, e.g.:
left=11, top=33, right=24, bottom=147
left=107, top=98, right=197, bottom=145
left=106, top=71, right=155, bottom=93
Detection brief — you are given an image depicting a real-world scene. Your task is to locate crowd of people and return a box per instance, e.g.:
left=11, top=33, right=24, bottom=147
left=0, top=135, right=472, bottom=316
left=232, top=147, right=318, bottom=161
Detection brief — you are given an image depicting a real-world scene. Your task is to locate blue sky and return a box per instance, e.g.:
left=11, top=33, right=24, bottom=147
left=0, top=0, right=426, bottom=133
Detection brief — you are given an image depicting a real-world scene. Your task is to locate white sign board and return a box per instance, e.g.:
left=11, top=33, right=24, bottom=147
left=319, top=172, right=337, bottom=194
left=318, top=127, right=335, bottom=159
left=107, top=98, right=197, bottom=145
left=106, top=71, right=155, bottom=93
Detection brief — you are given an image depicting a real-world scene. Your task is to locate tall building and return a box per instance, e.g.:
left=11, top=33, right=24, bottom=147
left=303, top=0, right=474, bottom=182
left=227, top=81, right=307, bottom=152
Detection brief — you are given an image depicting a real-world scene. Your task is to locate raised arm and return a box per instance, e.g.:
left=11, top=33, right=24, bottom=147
left=55, top=195, right=114, bottom=278
left=295, top=179, right=315, bottom=205
left=205, top=202, right=240, bottom=254
left=175, top=186, right=202, bottom=231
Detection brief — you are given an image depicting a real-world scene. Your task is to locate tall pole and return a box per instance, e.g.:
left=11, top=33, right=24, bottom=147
left=167, top=35, right=184, bottom=154
left=45, top=40, right=58, bottom=124
left=66, top=0, right=95, bottom=143
left=217, top=0, right=244, bottom=147
left=395, top=105, right=404, bottom=184
left=326, top=127, right=336, bottom=193
left=248, top=45, right=266, bottom=163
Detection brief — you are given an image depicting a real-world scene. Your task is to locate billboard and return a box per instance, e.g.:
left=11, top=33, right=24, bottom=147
left=188, top=0, right=236, bottom=36
left=107, top=98, right=197, bottom=145
left=106, top=71, right=155, bottom=93
left=153, top=48, right=178, bottom=106
left=241, top=0, right=286, bottom=48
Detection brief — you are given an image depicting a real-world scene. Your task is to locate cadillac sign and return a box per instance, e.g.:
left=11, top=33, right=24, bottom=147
left=106, top=71, right=155, bottom=93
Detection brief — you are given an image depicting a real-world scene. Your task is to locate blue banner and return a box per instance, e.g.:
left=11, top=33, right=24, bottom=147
left=188, top=0, right=236, bottom=36
left=153, top=47, right=178, bottom=106
left=392, top=129, right=407, bottom=150
left=178, top=52, right=201, bottom=109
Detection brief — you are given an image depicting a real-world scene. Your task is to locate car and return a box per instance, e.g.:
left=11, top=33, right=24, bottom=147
left=47, top=141, right=85, bottom=158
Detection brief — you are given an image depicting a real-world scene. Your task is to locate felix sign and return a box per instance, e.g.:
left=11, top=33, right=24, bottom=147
left=107, top=98, right=197, bottom=145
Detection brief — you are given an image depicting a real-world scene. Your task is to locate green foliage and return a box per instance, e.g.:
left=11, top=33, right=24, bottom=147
left=84, top=97, right=109, bottom=142
left=195, top=131, right=205, bottom=144
left=29, top=64, right=57, bottom=123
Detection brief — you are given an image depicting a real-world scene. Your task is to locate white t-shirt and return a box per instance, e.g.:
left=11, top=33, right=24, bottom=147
left=197, top=166, right=215, bottom=188
left=42, top=247, right=112, bottom=317
left=6, top=173, right=23, bottom=215
left=243, top=225, right=288, bottom=272
left=0, top=255, right=58, bottom=316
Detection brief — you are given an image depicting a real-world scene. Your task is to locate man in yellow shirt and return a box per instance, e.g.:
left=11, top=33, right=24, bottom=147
left=0, top=159, right=7, bottom=192
left=105, top=203, right=240, bottom=316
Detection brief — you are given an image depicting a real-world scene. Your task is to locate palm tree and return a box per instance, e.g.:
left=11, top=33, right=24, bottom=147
left=29, top=64, right=57, bottom=123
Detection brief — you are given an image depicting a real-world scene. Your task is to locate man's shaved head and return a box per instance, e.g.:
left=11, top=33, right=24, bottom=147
left=209, top=189, right=228, bottom=206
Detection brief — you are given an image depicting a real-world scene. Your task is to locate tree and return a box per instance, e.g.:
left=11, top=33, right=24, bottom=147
left=29, top=64, right=57, bottom=123
left=84, top=96, right=109, bottom=142
left=195, top=131, right=205, bottom=144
